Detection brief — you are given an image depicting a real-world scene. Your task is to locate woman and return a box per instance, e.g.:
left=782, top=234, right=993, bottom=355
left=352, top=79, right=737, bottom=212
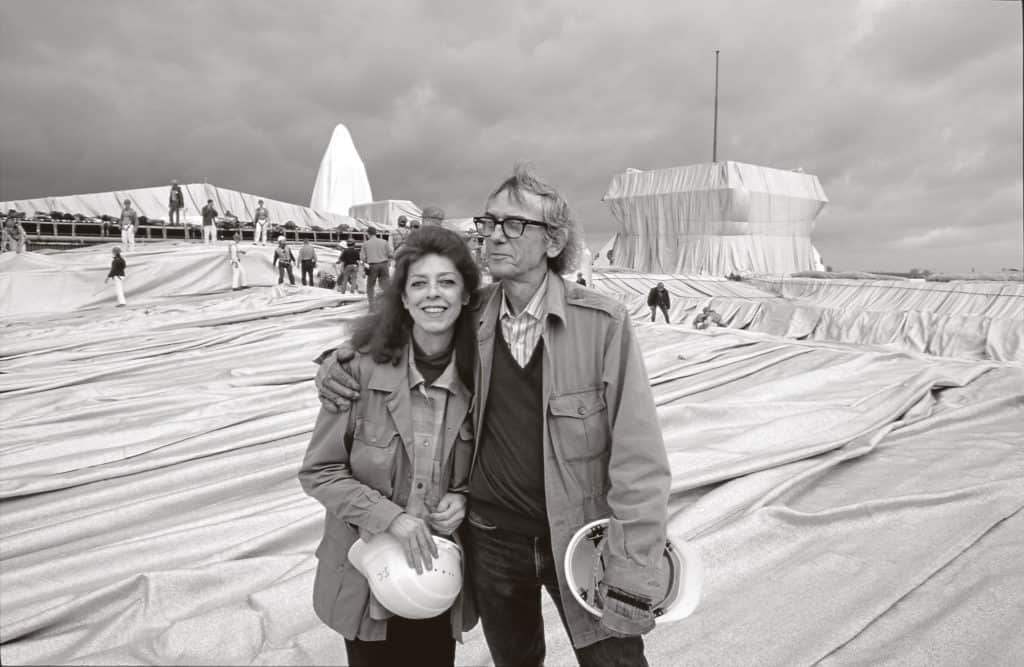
left=299, top=225, right=481, bottom=667
left=104, top=246, right=127, bottom=307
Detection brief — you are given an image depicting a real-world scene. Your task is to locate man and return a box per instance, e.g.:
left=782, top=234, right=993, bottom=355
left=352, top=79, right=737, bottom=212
left=253, top=199, right=269, bottom=245
left=299, top=240, right=318, bottom=286
left=2, top=218, right=26, bottom=253
left=228, top=232, right=247, bottom=290
left=359, top=226, right=392, bottom=307
left=575, top=272, right=587, bottom=286
left=390, top=214, right=411, bottom=254
left=2, top=218, right=24, bottom=253
left=335, top=240, right=361, bottom=294
left=693, top=304, right=724, bottom=330
left=646, top=282, right=670, bottom=323
left=169, top=180, right=185, bottom=225
left=201, top=199, right=218, bottom=245
left=272, top=235, right=296, bottom=285
left=119, top=199, right=138, bottom=252
left=316, top=165, right=670, bottom=667
left=420, top=205, right=445, bottom=227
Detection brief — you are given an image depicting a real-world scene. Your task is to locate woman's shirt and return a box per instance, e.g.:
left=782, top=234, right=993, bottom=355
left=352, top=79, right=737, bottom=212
left=107, top=256, right=126, bottom=278
left=404, top=347, right=464, bottom=519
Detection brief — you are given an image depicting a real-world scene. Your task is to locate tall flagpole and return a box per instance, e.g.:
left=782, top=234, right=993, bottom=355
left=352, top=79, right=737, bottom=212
left=713, top=49, right=720, bottom=163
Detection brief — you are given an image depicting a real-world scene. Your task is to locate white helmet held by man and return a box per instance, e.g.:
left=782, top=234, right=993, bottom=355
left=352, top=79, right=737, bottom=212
left=348, top=532, right=463, bottom=619
left=564, top=519, right=703, bottom=625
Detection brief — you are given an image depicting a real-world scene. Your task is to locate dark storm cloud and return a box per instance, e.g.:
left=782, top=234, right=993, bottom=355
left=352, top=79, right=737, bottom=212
left=0, top=0, right=1020, bottom=272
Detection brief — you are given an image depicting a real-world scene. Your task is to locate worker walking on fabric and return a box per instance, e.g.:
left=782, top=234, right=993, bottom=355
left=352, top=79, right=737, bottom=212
left=119, top=200, right=138, bottom=252
left=105, top=246, right=127, bottom=307
left=228, top=232, right=247, bottom=290
left=336, top=240, right=361, bottom=294
left=201, top=199, right=218, bottom=245
left=273, top=235, right=296, bottom=285
left=647, top=282, right=671, bottom=323
left=253, top=199, right=269, bottom=245
left=169, top=180, right=185, bottom=225
left=299, top=240, right=318, bottom=286
left=360, top=226, right=392, bottom=307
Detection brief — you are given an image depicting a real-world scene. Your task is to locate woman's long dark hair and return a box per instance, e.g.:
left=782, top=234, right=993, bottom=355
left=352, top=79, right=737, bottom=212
left=349, top=225, right=481, bottom=391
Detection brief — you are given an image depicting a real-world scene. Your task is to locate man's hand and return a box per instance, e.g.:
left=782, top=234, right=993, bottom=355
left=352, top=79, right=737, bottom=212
left=599, top=582, right=657, bottom=636
left=387, top=513, right=439, bottom=574
left=428, top=493, right=467, bottom=535
left=313, top=346, right=360, bottom=412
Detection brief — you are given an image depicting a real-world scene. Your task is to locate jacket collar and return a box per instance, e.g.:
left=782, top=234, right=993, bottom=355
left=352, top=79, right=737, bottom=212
left=478, top=270, right=566, bottom=336
left=365, top=343, right=470, bottom=401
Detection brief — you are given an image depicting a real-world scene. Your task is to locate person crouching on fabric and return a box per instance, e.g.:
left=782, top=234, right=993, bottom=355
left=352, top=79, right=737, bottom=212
left=298, top=225, right=481, bottom=667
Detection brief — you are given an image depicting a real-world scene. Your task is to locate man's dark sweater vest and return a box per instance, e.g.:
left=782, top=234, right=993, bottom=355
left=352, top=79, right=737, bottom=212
left=468, top=325, right=548, bottom=536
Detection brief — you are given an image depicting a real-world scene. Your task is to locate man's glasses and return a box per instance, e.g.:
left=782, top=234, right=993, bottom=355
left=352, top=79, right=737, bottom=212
left=473, top=215, right=548, bottom=239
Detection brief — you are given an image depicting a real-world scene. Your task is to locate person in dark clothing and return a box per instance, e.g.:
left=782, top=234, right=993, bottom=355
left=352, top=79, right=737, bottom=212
left=575, top=272, right=587, bottom=286
left=298, top=240, right=318, bottom=286
left=646, top=282, right=671, bottom=323
left=105, top=246, right=127, bottom=306
left=169, top=180, right=185, bottom=225
left=201, top=199, right=218, bottom=245
left=335, top=241, right=362, bottom=294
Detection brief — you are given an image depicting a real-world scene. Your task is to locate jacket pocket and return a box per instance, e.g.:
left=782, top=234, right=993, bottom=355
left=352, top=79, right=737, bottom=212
left=549, top=388, right=611, bottom=498
left=352, top=417, right=397, bottom=448
left=349, top=417, right=399, bottom=495
left=548, top=388, right=610, bottom=462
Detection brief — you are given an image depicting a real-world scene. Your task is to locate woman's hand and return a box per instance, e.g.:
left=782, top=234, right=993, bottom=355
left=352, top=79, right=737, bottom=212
left=387, top=512, right=439, bottom=574
left=428, top=493, right=467, bottom=536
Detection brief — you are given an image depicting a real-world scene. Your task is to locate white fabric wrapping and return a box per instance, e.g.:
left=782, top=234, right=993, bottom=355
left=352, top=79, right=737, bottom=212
left=2, top=184, right=363, bottom=230
left=0, top=243, right=349, bottom=317
left=1, top=250, right=1021, bottom=666
left=309, top=124, right=373, bottom=216
left=603, top=162, right=828, bottom=275
left=347, top=200, right=421, bottom=228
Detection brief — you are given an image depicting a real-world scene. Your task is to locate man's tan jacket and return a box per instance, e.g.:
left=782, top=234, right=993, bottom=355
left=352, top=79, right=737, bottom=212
left=471, top=273, right=671, bottom=648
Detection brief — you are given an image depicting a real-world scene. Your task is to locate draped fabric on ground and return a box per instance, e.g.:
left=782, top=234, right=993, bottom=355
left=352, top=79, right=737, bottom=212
left=0, top=242, right=347, bottom=318
left=602, top=162, right=828, bottom=275
left=594, top=271, right=1024, bottom=362
left=0, top=184, right=362, bottom=230
left=2, top=247, right=1023, bottom=666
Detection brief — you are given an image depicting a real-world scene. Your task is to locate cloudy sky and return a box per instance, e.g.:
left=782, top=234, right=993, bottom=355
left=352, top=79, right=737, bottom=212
left=1, top=0, right=1020, bottom=272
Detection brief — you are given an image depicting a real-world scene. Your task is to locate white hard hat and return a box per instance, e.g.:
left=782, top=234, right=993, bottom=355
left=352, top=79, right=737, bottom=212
left=277, top=235, right=286, bottom=242
left=348, top=532, right=463, bottom=619
left=339, top=240, right=348, bottom=248
left=564, top=519, right=703, bottom=625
